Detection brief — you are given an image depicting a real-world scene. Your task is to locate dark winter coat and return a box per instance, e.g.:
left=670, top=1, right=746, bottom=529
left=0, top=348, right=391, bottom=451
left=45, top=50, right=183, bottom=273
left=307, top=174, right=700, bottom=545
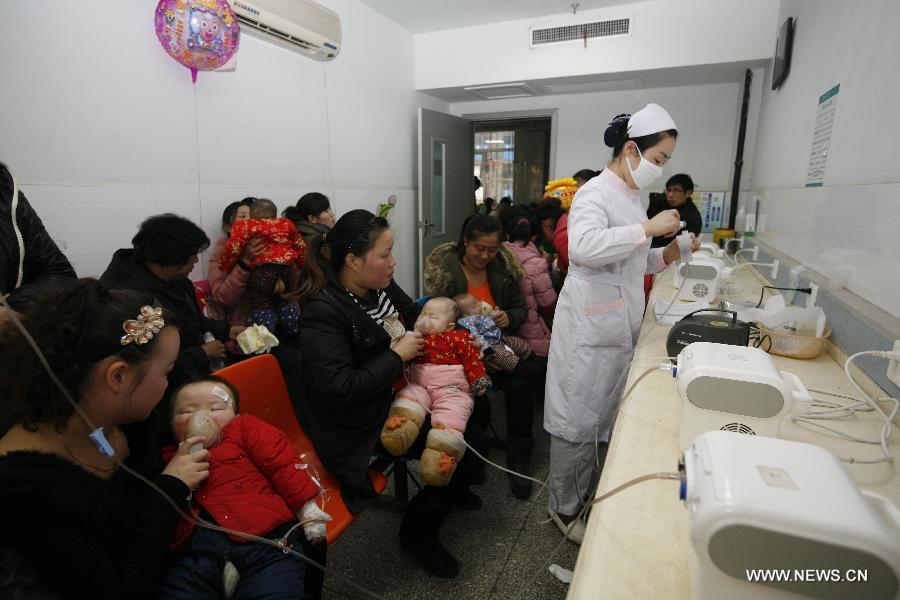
left=0, top=451, right=189, bottom=600
left=297, top=273, right=418, bottom=513
left=0, top=164, right=76, bottom=311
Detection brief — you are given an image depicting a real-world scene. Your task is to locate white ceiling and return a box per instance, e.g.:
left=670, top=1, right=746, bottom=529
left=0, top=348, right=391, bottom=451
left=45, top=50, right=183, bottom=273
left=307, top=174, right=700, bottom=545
left=358, top=0, right=647, bottom=34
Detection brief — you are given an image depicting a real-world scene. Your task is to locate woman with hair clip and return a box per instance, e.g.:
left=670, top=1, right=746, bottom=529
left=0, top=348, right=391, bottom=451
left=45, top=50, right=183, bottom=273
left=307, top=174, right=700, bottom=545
left=0, top=279, right=210, bottom=599
left=294, top=209, right=487, bottom=579
left=424, top=214, right=543, bottom=500
left=544, top=104, right=700, bottom=544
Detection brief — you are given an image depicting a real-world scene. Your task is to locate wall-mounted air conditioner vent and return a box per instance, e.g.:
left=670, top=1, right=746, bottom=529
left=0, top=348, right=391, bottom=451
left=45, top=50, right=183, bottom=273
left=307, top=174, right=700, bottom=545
left=232, top=0, right=341, bottom=61
left=531, top=17, right=630, bottom=47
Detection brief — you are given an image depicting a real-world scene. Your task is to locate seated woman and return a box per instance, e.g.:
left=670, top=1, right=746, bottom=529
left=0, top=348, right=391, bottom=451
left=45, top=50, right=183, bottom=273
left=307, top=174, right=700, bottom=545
left=294, top=210, right=487, bottom=579
left=283, top=192, right=336, bottom=250
left=424, top=214, right=544, bottom=499
left=100, top=214, right=245, bottom=387
left=0, top=279, right=209, bottom=599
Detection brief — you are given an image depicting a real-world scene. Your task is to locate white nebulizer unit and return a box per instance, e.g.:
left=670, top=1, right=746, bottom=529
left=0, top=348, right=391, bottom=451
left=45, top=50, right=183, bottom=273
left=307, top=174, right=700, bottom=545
left=682, top=431, right=900, bottom=600
left=674, top=256, right=724, bottom=303
left=676, top=342, right=812, bottom=450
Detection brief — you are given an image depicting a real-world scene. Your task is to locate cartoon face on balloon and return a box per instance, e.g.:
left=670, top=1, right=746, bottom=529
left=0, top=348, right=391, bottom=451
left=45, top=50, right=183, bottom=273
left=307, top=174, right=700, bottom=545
left=155, top=0, right=240, bottom=82
left=189, top=9, right=221, bottom=49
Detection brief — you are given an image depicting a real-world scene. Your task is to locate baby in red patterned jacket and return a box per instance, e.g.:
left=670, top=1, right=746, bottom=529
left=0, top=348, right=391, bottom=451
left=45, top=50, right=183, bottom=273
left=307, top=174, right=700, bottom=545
left=160, top=377, right=329, bottom=599
left=219, top=199, right=305, bottom=337
left=380, top=297, right=491, bottom=486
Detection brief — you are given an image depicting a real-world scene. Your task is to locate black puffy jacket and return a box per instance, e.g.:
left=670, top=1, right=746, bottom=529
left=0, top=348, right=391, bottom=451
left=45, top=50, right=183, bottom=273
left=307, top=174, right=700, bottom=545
left=0, top=164, right=77, bottom=311
left=297, top=273, right=419, bottom=513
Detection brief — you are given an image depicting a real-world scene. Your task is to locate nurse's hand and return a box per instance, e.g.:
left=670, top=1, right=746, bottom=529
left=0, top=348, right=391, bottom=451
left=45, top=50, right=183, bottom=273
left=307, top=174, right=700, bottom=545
left=643, top=209, right=681, bottom=238
left=491, top=309, right=510, bottom=329
left=663, top=234, right=701, bottom=264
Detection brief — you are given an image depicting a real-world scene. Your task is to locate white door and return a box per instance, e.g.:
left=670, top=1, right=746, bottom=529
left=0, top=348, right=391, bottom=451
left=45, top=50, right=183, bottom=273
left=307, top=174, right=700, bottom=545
left=417, top=108, right=473, bottom=296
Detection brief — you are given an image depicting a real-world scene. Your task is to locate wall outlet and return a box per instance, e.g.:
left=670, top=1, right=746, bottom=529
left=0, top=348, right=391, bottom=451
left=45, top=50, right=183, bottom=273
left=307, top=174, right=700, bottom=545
left=807, top=282, right=819, bottom=307
left=771, top=259, right=779, bottom=280
left=888, top=340, right=900, bottom=388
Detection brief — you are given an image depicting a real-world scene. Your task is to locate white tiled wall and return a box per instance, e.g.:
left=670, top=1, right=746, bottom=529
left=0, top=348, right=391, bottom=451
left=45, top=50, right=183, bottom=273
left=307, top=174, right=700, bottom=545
left=751, top=182, right=900, bottom=318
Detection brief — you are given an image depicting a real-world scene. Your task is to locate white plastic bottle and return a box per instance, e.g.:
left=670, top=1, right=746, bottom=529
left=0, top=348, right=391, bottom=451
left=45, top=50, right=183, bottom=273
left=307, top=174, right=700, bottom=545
left=203, top=331, right=226, bottom=371
left=734, top=206, right=746, bottom=235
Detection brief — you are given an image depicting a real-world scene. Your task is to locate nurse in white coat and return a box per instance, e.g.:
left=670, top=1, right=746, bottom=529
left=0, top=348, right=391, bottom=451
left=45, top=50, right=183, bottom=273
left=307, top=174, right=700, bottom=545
left=543, top=104, right=699, bottom=543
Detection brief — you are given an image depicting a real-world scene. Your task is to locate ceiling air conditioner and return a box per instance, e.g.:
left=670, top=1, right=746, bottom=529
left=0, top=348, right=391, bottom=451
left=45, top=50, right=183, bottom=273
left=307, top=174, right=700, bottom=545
left=231, top=0, right=341, bottom=61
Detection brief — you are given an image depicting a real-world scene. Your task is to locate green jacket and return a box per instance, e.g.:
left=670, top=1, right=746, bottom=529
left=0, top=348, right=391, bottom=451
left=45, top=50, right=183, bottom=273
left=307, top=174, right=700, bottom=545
left=295, top=219, right=330, bottom=250
left=424, top=242, right=528, bottom=333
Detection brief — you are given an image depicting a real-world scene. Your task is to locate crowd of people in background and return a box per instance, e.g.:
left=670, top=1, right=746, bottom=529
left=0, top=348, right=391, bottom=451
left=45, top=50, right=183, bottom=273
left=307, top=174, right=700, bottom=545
left=1, top=129, right=698, bottom=595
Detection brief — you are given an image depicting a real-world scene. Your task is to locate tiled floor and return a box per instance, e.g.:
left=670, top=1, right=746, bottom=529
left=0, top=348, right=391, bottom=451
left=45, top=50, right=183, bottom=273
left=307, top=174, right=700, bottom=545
left=321, top=393, right=582, bottom=600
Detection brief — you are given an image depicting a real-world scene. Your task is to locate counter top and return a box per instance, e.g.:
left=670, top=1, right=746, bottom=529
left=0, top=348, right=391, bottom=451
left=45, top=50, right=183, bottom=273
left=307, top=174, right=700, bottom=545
left=567, top=262, right=899, bottom=599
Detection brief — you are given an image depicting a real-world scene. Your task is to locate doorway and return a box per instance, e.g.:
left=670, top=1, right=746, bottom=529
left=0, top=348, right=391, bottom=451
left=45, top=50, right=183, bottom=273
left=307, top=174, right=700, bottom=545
left=473, top=117, right=552, bottom=210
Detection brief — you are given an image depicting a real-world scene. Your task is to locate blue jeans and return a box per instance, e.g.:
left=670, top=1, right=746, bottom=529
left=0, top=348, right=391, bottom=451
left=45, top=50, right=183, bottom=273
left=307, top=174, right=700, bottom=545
left=159, top=523, right=308, bottom=600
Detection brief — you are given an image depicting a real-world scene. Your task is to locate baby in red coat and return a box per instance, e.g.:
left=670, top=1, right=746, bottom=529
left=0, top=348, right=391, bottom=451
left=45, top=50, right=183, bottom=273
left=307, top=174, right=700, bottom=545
left=380, top=297, right=491, bottom=486
left=219, top=199, right=306, bottom=337
left=160, top=377, right=329, bottom=599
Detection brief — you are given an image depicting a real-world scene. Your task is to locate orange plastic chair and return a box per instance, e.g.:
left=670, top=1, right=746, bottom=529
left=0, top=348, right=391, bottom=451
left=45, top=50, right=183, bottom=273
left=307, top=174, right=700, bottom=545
left=215, top=354, right=387, bottom=543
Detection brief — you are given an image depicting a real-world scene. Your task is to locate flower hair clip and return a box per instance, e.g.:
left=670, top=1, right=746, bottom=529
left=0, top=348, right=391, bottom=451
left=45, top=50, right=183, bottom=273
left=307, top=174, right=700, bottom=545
left=120, top=306, right=165, bottom=346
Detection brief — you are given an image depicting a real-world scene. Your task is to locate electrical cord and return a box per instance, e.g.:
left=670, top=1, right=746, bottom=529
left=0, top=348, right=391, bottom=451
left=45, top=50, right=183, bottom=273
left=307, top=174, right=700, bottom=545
left=491, top=361, right=671, bottom=595
left=511, top=471, right=683, bottom=599
left=755, top=285, right=812, bottom=308
left=0, top=293, right=388, bottom=600
left=789, top=352, right=899, bottom=464
left=653, top=261, right=690, bottom=328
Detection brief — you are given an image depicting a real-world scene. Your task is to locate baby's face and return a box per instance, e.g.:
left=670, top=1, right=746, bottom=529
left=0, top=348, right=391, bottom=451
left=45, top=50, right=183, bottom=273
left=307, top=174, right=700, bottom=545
left=415, top=300, right=455, bottom=335
left=456, top=294, right=481, bottom=316
left=171, top=381, right=237, bottom=445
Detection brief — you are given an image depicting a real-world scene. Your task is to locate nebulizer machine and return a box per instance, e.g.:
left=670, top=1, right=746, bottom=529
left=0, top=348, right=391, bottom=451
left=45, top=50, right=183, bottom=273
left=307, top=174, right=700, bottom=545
left=675, top=341, right=813, bottom=449
left=682, top=430, right=900, bottom=600
left=673, top=236, right=725, bottom=303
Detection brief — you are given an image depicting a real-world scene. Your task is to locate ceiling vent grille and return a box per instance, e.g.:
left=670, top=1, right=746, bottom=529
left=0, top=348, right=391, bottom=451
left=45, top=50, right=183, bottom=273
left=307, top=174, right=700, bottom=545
left=464, top=82, right=537, bottom=100
left=531, top=17, right=630, bottom=47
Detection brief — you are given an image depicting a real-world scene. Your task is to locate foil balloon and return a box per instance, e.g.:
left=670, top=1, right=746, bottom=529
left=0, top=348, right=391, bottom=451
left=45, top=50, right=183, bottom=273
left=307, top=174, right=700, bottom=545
left=543, top=178, right=579, bottom=210
left=154, top=0, right=240, bottom=83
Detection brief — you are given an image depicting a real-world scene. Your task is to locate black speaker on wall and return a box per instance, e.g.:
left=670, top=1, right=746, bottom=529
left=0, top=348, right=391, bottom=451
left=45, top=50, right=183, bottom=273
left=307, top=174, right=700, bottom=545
left=772, top=17, right=794, bottom=90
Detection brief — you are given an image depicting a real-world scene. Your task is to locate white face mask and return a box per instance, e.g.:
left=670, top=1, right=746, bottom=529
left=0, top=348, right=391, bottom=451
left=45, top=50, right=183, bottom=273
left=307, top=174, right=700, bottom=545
left=625, top=144, right=663, bottom=190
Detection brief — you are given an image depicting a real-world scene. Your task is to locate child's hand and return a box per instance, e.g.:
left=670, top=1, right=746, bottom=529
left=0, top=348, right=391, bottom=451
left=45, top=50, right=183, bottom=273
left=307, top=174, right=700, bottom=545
left=229, top=325, right=247, bottom=340
left=298, top=499, right=332, bottom=544
left=467, top=333, right=482, bottom=350
left=491, top=308, right=510, bottom=329
left=164, top=436, right=210, bottom=491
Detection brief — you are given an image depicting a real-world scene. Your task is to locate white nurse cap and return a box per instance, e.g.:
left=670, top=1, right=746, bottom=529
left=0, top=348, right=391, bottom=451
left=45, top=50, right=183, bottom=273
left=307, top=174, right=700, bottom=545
left=627, top=103, right=677, bottom=137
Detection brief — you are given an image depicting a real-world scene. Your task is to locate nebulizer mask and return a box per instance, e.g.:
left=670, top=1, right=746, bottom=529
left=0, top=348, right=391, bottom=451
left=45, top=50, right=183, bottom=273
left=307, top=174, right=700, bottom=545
left=185, top=410, right=223, bottom=452
left=182, top=384, right=234, bottom=452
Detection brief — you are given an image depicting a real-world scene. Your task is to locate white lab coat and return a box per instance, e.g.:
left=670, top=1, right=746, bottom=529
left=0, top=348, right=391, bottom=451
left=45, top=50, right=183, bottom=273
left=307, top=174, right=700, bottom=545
left=544, top=169, right=668, bottom=443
